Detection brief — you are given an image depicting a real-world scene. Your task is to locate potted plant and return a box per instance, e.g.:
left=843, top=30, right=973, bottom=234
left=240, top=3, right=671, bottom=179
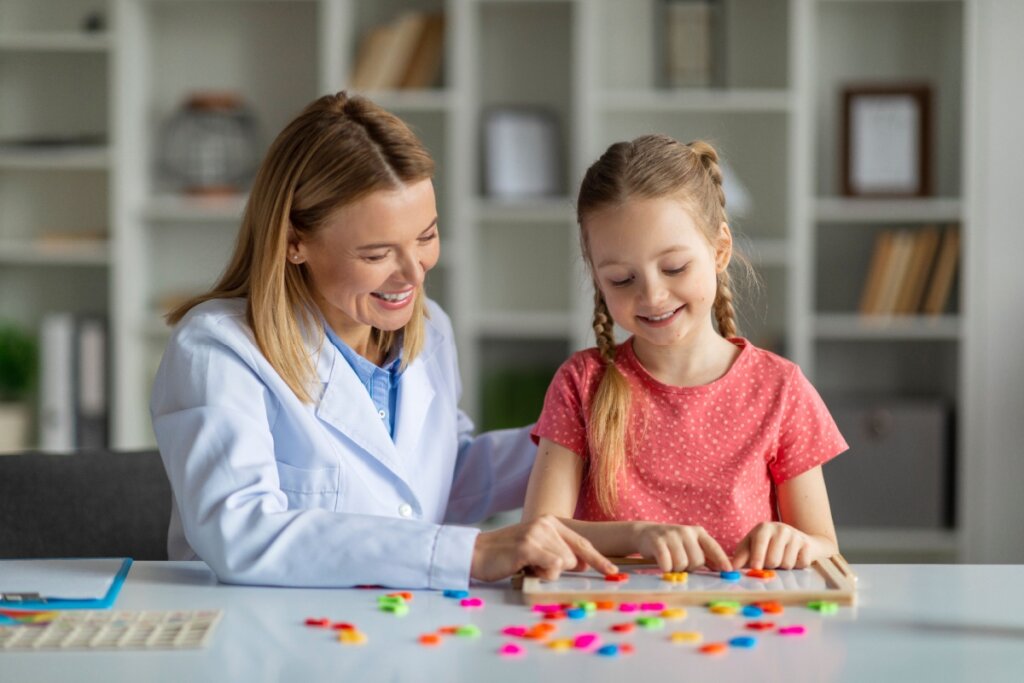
left=0, top=321, right=37, bottom=453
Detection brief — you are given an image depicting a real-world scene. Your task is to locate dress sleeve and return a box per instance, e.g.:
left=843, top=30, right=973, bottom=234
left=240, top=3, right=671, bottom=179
left=530, top=355, right=590, bottom=458
left=769, top=365, right=849, bottom=483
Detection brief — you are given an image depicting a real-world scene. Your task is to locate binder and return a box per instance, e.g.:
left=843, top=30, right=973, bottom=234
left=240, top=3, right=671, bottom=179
left=0, top=558, right=132, bottom=610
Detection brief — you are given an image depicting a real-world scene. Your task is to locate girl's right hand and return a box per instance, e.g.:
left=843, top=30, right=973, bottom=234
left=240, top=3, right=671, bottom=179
left=635, top=522, right=732, bottom=572
left=471, top=515, right=619, bottom=583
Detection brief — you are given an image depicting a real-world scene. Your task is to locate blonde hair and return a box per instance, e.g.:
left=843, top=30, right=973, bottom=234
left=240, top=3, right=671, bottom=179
left=168, top=92, right=435, bottom=403
left=576, top=134, right=748, bottom=515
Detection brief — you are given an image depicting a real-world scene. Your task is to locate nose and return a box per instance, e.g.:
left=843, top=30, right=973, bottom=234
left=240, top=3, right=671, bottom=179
left=639, top=275, right=668, bottom=308
left=398, top=251, right=426, bottom=288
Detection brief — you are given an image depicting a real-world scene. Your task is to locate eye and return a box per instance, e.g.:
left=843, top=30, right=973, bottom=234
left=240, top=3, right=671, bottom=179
left=418, top=230, right=438, bottom=243
left=664, top=264, right=689, bottom=276
left=609, top=275, right=634, bottom=287
left=362, top=252, right=388, bottom=263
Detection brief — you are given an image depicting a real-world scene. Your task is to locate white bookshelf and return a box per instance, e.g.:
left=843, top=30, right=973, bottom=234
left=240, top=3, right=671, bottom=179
left=2, top=0, right=984, bottom=561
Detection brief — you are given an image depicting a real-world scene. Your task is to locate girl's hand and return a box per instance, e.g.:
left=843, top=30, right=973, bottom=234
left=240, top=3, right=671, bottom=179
left=635, top=522, right=732, bottom=572
left=471, top=515, right=619, bottom=583
left=732, top=522, right=821, bottom=570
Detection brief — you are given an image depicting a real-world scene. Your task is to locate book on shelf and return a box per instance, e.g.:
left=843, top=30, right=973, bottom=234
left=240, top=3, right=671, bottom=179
left=39, top=313, right=109, bottom=452
left=922, top=225, right=960, bottom=316
left=858, top=225, right=959, bottom=317
left=660, top=0, right=722, bottom=88
left=349, top=12, right=445, bottom=91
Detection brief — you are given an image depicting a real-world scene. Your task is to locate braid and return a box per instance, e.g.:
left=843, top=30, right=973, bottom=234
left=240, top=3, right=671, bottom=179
left=593, top=289, right=616, bottom=363
left=714, top=270, right=739, bottom=339
left=687, top=140, right=727, bottom=225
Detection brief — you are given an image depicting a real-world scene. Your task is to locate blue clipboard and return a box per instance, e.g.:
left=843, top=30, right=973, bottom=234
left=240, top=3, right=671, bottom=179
left=0, top=557, right=133, bottom=610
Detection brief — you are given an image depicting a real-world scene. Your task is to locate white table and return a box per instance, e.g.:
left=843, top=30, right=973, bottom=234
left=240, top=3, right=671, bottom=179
left=4, top=562, right=1024, bottom=682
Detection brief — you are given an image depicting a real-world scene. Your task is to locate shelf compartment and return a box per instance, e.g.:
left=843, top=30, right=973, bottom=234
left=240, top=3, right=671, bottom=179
left=0, top=145, right=108, bottom=171
left=478, top=220, right=574, bottom=315
left=814, top=314, right=960, bottom=341
left=143, top=194, right=247, bottom=223
left=815, top=196, right=962, bottom=224
left=475, top=197, right=574, bottom=224
left=813, top=339, right=959, bottom=401
left=478, top=336, right=569, bottom=432
left=476, top=310, right=574, bottom=339
left=599, top=88, right=792, bottom=113
left=0, top=32, right=110, bottom=52
left=600, top=110, right=790, bottom=240
left=596, top=0, right=790, bottom=91
left=814, top=0, right=964, bottom=197
left=0, top=239, right=109, bottom=266
left=835, top=527, right=959, bottom=563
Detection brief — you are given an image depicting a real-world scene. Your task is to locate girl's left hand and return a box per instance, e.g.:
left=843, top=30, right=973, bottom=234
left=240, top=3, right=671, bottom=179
left=731, top=522, right=816, bottom=570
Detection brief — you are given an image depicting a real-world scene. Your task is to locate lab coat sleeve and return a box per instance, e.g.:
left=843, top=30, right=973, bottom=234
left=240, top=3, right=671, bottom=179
left=152, top=313, right=479, bottom=590
left=444, top=417, right=537, bottom=525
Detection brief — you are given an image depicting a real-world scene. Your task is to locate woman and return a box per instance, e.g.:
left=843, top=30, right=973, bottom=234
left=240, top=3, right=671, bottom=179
left=151, top=92, right=615, bottom=588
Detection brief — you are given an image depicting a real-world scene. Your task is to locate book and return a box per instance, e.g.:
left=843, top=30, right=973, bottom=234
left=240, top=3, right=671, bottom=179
left=349, top=13, right=430, bottom=91
left=896, top=225, right=941, bottom=314
left=399, top=13, right=445, bottom=89
left=662, top=0, right=717, bottom=88
left=38, top=313, right=108, bottom=452
left=349, top=24, right=396, bottom=91
left=859, top=230, right=894, bottom=315
left=922, top=225, right=960, bottom=315
left=875, top=230, right=914, bottom=315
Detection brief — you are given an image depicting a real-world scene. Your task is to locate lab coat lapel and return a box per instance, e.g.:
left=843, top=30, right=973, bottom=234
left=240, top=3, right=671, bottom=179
left=314, top=342, right=406, bottom=481
left=393, top=355, right=436, bottom=458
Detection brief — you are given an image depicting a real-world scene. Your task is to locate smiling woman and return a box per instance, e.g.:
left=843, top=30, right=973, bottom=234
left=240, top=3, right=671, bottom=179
left=150, top=92, right=617, bottom=590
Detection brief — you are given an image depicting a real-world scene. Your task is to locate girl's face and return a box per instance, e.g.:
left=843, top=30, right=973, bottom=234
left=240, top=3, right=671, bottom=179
left=290, top=179, right=440, bottom=346
left=585, top=196, right=731, bottom=349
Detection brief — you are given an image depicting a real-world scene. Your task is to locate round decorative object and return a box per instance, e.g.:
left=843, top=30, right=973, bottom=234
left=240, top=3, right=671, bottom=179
left=160, top=92, right=259, bottom=195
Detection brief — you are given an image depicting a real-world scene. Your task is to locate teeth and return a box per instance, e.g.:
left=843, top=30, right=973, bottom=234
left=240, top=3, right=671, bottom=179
left=647, top=309, right=675, bottom=321
left=375, top=290, right=412, bottom=302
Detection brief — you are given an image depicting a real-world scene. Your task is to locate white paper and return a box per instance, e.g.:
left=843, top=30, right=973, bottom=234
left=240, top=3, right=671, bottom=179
left=851, top=95, right=920, bottom=194
left=0, top=558, right=124, bottom=601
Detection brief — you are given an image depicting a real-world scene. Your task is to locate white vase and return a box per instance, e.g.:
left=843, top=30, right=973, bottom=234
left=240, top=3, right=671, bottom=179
left=0, top=402, right=30, bottom=453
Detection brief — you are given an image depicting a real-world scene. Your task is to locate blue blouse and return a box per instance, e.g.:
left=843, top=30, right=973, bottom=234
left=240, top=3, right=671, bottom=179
left=323, top=324, right=401, bottom=438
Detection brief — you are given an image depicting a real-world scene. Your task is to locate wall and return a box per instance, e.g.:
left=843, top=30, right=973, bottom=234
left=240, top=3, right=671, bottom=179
left=963, top=0, right=1024, bottom=562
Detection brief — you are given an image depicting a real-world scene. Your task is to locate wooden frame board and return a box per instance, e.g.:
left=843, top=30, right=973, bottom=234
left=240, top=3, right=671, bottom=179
left=518, top=555, right=856, bottom=606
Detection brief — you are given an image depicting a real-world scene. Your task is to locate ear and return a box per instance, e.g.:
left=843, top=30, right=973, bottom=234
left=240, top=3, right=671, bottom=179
left=714, top=222, right=733, bottom=273
left=286, top=227, right=306, bottom=265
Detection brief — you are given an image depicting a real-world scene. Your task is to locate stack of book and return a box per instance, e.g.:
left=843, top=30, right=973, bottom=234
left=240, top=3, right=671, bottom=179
left=858, top=225, right=960, bottom=316
left=349, top=13, right=445, bottom=92
left=38, top=313, right=108, bottom=452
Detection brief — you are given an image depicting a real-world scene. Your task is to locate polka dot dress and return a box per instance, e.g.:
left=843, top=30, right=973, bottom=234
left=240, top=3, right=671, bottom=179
left=531, top=338, right=848, bottom=554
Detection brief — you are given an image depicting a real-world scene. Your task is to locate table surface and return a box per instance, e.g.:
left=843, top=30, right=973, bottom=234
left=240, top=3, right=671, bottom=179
left=4, top=562, right=1024, bottom=682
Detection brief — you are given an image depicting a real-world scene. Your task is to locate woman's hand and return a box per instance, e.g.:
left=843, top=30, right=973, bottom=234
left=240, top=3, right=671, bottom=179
left=732, top=521, right=832, bottom=570
left=634, top=522, right=732, bottom=572
left=471, top=515, right=618, bottom=582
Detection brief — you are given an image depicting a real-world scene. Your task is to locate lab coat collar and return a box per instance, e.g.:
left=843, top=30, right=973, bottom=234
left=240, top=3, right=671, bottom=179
left=310, top=316, right=440, bottom=512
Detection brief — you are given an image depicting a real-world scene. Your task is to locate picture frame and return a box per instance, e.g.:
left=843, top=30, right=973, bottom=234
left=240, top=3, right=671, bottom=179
left=482, top=107, right=563, bottom=199
left=841, top=84, right=931, bottom=197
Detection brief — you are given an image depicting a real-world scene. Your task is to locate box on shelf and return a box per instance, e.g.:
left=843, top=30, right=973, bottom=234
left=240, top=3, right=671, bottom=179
left=823, top=397, right=952, bottom=529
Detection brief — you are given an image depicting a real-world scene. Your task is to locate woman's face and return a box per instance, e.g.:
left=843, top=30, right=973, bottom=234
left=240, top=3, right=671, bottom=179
left=290, top=179, right=440, bottom=347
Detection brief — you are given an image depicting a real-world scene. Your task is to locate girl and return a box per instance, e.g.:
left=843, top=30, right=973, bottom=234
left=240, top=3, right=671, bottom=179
left=523, top=134, right=847, bottom=572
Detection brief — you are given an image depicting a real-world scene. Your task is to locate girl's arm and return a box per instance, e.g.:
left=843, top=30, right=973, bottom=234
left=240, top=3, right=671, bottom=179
left=523, top=438, right=731, bottom=570
left=732, top=465, right=839, bottom=569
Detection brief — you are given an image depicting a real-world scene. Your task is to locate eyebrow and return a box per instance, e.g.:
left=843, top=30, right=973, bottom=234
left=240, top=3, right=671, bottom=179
left=596, top=245, right=691, bottom=268
left=355, top=218, right=438, bottom=251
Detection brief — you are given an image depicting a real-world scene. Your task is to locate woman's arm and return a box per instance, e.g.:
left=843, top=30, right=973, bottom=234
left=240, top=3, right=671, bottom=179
left=732, top=465, right=839, bottom=569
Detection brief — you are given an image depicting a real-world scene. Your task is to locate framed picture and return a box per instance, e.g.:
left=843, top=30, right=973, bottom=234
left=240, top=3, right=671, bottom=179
left=841, top=85, right=931, bottom=197
left=482, top=107, right=563, bottom=199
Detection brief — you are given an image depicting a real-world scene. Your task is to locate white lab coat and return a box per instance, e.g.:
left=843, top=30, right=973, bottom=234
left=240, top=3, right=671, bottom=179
left=151, top=297, right=535, bottom=589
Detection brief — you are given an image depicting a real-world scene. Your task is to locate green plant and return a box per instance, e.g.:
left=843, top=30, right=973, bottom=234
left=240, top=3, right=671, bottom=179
left=0, top=322, right=37, bottom=402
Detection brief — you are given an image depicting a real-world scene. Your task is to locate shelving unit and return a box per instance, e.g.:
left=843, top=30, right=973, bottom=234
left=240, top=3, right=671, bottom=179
left=3, top=0, right=978, bottom=560
left=805, top=0, right=966, bottom=561
left=0, top=0, right=114, bottom=450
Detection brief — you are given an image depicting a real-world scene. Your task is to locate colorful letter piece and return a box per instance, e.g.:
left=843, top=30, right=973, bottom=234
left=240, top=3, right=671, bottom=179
left=669, top=631, right=703, bottom=644
left=499, top=642, right=525, bottom=658
left=779, top=625, right=807, bottom=636
left=729, top=635, right=757, bottom=649
left=699, top=642, right=728, bottom=655
left=443, top=589, right=469, bottom=599
left=460, top=597, right=485, bottom=609
left=720, top=570, right=742, bottom=581
left=604, top=572, right=630, bottom=582
left=808, top=600, right=838, bottom=614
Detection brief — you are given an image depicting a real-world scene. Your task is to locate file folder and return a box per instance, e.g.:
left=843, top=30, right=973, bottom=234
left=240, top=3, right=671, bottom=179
left=0, top=558, right=132, bottom=610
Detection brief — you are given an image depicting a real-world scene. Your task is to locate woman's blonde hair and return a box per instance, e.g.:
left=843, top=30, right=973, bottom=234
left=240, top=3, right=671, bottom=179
left=576, top=134, right=747, bottom=516
left=168, top=92, right=435, bottom=403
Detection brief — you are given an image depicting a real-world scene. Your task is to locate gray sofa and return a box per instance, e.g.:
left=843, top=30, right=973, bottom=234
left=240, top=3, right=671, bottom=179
left=0, top=450, right=171, bottom=560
